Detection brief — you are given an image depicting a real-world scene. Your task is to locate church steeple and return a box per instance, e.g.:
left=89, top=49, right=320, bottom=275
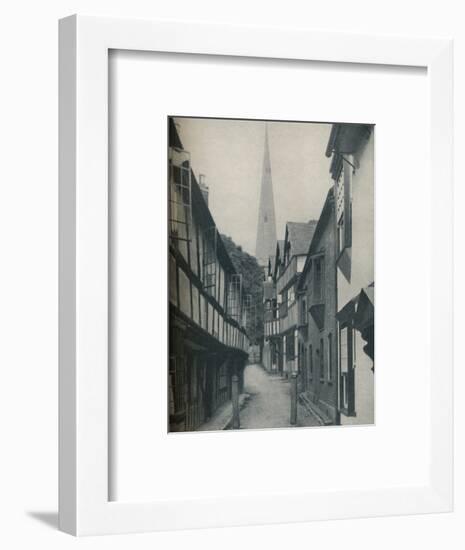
left=255, top=124, right=277, bottom=267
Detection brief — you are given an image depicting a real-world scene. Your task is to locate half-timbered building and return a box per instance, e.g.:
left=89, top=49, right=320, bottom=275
left=274, top=222, right=317, bottom=377
left=262, top=243, right=281, bottom=373
left=168, top=119, right=250, bottom=432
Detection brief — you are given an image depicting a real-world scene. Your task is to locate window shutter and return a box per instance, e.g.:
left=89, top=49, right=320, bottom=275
left=343, top=164, right=352, bottom=248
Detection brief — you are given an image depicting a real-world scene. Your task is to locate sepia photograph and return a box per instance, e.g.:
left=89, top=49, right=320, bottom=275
left=168, top=116, right=374, bottom=432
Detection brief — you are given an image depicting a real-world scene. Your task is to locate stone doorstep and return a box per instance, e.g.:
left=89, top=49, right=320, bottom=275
left=298, top=392, right=332, bottom=426
left=197, top=393, right=251, bottom=432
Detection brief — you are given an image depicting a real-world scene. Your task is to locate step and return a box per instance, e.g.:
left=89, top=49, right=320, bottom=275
left=298, top=393, right=333, bottom=426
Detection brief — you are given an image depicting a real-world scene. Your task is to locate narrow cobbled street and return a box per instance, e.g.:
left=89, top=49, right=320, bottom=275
left=239, top=363, right=320, bottom=429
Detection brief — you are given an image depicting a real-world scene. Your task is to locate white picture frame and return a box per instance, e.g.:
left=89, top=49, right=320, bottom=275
left=59, top=14, right=453, bottom=536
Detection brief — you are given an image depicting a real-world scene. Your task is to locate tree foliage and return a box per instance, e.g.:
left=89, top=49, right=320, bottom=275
left=220, top=234, right=264, bottom=344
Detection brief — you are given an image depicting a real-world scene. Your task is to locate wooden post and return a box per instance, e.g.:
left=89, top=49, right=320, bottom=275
left=290, top=372, right=298, bottom=426
left=232, top=374, right=240, bottom=429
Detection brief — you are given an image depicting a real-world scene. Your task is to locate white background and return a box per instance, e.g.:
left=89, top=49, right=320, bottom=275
left=0, top=1, right=462, bottom=549
left=111, top=52, right=430, bottom=502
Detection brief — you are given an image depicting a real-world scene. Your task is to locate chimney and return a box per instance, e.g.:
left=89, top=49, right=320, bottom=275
left=198, top=174, right=209, bottom=206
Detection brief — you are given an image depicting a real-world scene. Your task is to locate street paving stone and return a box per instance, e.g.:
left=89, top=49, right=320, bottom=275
left=238, top=363, right=320, bottom=430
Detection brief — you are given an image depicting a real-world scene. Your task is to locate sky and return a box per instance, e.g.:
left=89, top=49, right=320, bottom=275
left=174, top=117, right=333, bottom=256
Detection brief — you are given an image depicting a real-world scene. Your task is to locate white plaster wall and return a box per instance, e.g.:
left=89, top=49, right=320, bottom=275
left=338, top=131, right=375, bottom=425
left=337, top=131, right=375, bottom=310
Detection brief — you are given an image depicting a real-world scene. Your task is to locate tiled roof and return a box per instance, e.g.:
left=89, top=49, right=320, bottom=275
left=286, top=221, right=318, bottom=256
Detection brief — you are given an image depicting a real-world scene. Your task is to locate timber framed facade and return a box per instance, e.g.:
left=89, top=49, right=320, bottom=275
left=168, top=119, right=249, bottom=432
left=262, top=223, right=317, bottom=377
left=262, top=241, right=281, bottom=373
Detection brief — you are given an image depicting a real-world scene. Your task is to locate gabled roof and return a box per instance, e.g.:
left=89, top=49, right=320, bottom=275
left=308, top=188, right=335, bottom=256
left=326, top=123, right=373, bottom=179
left=286, top=221, right=318, bottom=257
left=297, top=188, right=335, bottom=290
left=272, top=240, right=285, bottom=280
left=267, top=255, right=276, bottom=275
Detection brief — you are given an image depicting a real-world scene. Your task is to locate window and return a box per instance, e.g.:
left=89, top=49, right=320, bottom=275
left=319, top=338, right=325, bottom=381
left=327, top=333, right=333, bottom=382
left=227, top=274, right=242, bottom=321
left=168, top=148, right=192, bottom=258
left=313, top=256, right=324, bottom=302
left=168, top=149, right=194, bottom=270
left=339, top=324, right=355, bottom=415
left=202, top=227, right=217, bottom=296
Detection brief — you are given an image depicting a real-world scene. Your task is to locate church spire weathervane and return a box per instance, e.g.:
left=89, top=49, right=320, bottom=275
left=255, top=124, right=277, bottom=268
